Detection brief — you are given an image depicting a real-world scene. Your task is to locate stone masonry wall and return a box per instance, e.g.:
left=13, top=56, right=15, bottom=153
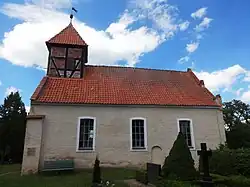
left=25, top=104, right=226, bottom=171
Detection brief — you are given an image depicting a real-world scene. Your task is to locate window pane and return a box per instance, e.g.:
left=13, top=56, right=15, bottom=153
left=78, top=118, right=94, bottom=150
left=131, top=119, right=145, bottom=149
left=179, top=120, right=192, bottom=147
left=136, top=125, right=140, bottom=134
left=140, top=125, right=144, bottom=133
left=140, top=133, right=145, bottom=147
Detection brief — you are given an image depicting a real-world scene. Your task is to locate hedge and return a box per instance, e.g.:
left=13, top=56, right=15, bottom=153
left=207, top=147, right=250, bottom=176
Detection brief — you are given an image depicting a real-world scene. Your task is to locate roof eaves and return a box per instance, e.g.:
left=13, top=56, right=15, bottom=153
left=31, top=101, right=221, bottom=109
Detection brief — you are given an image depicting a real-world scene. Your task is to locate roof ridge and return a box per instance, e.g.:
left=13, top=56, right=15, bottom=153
left=86, top=65, right=187, bottom=73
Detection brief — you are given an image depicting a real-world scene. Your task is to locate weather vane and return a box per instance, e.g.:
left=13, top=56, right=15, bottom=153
left=70, top=7, right=78, bottom=22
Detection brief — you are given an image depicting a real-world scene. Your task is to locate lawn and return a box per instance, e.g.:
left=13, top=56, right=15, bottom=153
left=0, top=164, right=21, bottom=174
left=0, top=164, right=136, bottom=187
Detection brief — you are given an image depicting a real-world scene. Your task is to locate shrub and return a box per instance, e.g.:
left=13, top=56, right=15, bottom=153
left=162, top=132, right=198, bottom=181
left=92, top=157, right=101, bottom=184
left=135, top=170, right=148, bottom=184
left=208, top=147, right=250, bottom=176
left=211, top=174, right=250, bottom=187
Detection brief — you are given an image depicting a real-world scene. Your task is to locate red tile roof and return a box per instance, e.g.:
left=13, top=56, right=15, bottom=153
left=31, top=66, right=220, bottom=107
left=46, top=23, right=87, bottom=46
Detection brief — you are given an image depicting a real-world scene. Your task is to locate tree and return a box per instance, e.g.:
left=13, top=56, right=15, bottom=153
left=162, top=132, right=197, bottom=181
left=0, top=92, right=27, bottom=164
left=223, top=99, right=250, bottom=129
left=92, top=156, right=101, bottom=184
left=223, top=100, right=250, bottom=149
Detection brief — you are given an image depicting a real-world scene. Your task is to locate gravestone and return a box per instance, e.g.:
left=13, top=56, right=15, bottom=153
left=197, top=143, right=213, bottom=187
left=151, top=146, right=164, bottom=166
left=146, top=162, right=161, bottom=184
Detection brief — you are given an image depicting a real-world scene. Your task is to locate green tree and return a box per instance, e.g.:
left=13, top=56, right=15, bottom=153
left=162, top=132, right=197, bottom=181
left=0, top=92, right=27, bottom=164
left=223, top=100, right=250, bottom=149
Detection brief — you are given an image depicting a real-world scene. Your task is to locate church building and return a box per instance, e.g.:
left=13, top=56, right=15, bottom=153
left=21, top=19, right=226, bottom=174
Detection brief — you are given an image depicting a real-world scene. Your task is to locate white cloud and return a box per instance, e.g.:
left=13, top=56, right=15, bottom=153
left=195, top=17, right=213, bottom=32
left=5, top=86, right=21, bottom=96
left=191, top=7, right=207, bottom=19
left=25, top=106, right=31, bottom=113
left=186, top=42, right=199, bottom=53
left=131, top=0, right=180, bottom=35
left=0, top=0, right=187, bottom=67
left=0, top=80, right=2, bottom=86
left=180, top=8, right=212, bottom=59
left=25, top=0, right=73, bottom=9
left=244, top=71, right=250, bottom=82
left=179, top=21, right=190, bottom=31
left=236, top=88, right=244, bottom=96
left=178, top=56, right=189, bottom=64
left=241, top=90, right=250, bottom=103
left=194, top=65, right=246, bottom=92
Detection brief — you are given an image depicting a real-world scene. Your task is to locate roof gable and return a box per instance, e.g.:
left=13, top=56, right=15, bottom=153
left=46, top=23, right=87, bottom=46
left=31, top=66, right=219, bottom=107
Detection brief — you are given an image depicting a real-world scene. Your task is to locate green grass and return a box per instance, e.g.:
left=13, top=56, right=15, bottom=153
left=0, top=164, right=21, bottom=174
left=0, top=165, right=136, bottom=187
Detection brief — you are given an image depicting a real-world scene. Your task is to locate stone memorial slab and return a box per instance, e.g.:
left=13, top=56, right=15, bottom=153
left=146, top=162, right=161, bottom=183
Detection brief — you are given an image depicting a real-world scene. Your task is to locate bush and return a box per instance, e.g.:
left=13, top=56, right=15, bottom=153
left=208, top=147, right=250, bottom=176
left=92, top=157, right=101, bottom=184
left=135, top=170, right=148, bottom=184
left=162, top=132, right=198, bottom=181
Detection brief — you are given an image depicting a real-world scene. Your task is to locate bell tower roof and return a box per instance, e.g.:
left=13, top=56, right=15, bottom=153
left=46, top=23, right=87, bottom=47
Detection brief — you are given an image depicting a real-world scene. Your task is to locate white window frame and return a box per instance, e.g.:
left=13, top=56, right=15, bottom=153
left=177, top=118, right=195, bottom=150
left=76, top=116, right=96, bottom=152
left=130, top=117, right=148, bottom=151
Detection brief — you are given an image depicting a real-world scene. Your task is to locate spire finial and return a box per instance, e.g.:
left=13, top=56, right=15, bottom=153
left=70, top=7, right=78, bottom=23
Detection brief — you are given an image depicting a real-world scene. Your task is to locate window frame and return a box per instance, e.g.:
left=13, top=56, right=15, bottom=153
left=130, top=117, right=148, bottom=151
left=177, top=118, right=195, bottom=150
left=76, top=116, right=96, bottom=152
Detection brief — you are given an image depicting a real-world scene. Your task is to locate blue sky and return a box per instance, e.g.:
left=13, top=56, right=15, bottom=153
left=0, top=0, right=250, bottom=110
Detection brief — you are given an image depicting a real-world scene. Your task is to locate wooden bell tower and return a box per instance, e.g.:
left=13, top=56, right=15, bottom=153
left=45, top=21, right=88, bottom=78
